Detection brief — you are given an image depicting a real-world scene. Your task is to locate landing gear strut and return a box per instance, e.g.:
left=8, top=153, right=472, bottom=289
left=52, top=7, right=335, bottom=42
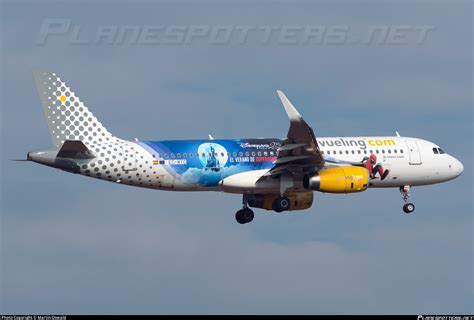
left=400, top=185, right=415, bottom=214
left=236, top=195, right=254, bottom=224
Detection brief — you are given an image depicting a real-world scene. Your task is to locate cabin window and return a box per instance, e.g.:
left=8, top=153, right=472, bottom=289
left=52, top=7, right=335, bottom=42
left=257, top=152, right=262, bottom=156
left=388, top=149, right=391, bottom=154
left=264, top=151, right=268, bottom=156
left=171, top=153, right=175, bottom=158
left=394, top=149, right=397, bottom=153
left=333, top=151, right=337, bottom=155
left=376, top=150, right=379, bottom=154
left=189, top=153, right=193, bottom=158
left=233, top=152, right=237, bottom=157
left=183, top=153, right=187, bottom=158
left=438, top=148, right=445, bottom=154
left=400, top=149, right=404, bottom=153
left=339, top=150, right=343, bottom=154
left=382, top=150, right=385, bottom=154
left=251, top=151, right=255, bottom=156
left=370, top=150, right=373, bottom=154
left=164, top=154, right=169, bottom=159
left=345, top=150, right=349, bottom=154
left=351, top=150, right=355, bottom=154
left=245, top=152, right=249, bottom=157
left=239, top=152, right=243, bottom=157
left=221, top=152, right=225, bottom=157
left=270, top=151, right=275, bottom=156
left=177, top=153, right=181, bottom=158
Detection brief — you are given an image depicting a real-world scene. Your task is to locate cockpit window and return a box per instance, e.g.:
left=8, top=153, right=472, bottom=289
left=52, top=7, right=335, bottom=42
left=432, top=147, right=439, bottom=154
left=438, top=148, right=445, bottom=154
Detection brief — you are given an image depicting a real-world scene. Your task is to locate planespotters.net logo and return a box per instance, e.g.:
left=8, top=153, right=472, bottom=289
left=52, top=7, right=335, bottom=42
left=418, top=316, right=474, bottom=320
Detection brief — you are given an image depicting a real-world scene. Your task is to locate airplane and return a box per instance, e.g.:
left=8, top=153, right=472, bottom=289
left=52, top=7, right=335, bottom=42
left=26, top=70, right=464, bottom=224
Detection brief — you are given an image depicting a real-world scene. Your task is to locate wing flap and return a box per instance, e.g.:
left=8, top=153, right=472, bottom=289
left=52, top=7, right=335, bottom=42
left=277, top=143, right=307, bottom=152
left=275, top=155, right=312, bottom=164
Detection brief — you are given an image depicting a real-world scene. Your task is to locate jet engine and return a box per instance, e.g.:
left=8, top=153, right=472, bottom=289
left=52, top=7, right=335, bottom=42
left=303, top=166, right=369, bottom=193
left=248, top=192, right=313, bottom=211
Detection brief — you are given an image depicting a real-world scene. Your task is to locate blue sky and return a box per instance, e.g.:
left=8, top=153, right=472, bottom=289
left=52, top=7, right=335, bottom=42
left=1, top=0, right=472, bottom=314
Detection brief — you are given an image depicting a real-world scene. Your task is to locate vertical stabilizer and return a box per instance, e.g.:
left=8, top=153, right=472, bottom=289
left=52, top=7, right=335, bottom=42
left=33, top=70, right=121, bottom=148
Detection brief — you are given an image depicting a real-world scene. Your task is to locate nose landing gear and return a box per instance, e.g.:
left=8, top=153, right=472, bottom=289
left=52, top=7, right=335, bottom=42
left=400, top=185, right=415, bottom=214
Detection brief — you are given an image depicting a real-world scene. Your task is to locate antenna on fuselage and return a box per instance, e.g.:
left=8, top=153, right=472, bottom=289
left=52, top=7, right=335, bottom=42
left=395, top=131, right=401, bottom=137
left=208, top=134, right=214, bottom=140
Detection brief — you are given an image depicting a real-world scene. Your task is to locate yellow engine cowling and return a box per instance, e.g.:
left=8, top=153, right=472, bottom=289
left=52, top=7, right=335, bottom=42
left=304, top=166, right=369, bottom=193
left=248, top=192, right=313, bottom=211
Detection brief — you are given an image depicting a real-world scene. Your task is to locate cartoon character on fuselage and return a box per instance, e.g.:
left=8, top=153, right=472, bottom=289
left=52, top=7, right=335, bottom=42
left=361, top=153, right=389, bottom=180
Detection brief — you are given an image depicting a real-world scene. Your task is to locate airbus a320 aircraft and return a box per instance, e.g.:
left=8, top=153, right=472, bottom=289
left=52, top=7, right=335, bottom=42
left=27, top=71, right=464, bottom=224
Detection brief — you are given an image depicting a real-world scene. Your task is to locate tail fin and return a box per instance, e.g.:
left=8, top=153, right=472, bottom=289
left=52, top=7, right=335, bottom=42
left=33, top=70, right=121, bottom=148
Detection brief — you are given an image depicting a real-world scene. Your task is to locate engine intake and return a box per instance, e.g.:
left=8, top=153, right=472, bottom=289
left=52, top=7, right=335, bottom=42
left=304, top=166, right=369, bottom=193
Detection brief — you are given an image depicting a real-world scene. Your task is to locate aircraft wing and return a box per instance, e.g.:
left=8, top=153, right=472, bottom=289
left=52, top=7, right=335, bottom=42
left=261, top=91, right=325, bottom=178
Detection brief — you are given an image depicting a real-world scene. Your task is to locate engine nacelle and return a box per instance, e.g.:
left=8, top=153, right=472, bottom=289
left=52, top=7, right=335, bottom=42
left=303, top=166, right=369, bottom=193
left=248, top=192, right=313, bottom=211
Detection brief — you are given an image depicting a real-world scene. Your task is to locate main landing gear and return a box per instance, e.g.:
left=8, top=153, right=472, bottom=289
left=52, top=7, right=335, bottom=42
left=400, top=185, right=415, bottom=214
left=235, top=195, right=292, bottom=224
left=235, top=207, right=254, bottom=224
left=272, top=196, right=291, bottom=213
left=236, top=195, right=254, bottom=224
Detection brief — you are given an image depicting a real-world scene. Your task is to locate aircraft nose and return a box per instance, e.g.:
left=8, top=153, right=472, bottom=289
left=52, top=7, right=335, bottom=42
left=450, top=157, right=464, bottom=178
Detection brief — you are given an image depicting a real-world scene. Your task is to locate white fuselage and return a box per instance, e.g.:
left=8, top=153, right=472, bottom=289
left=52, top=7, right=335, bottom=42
left=36, top=136, right=462, bottom=192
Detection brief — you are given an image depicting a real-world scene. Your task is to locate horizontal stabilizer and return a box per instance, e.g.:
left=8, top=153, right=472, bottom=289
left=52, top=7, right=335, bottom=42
left=57, top=140, right=95, bottom=159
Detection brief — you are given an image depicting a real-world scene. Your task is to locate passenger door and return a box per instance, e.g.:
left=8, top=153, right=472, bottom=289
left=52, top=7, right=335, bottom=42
left=405, top=140, right=422, bottom=165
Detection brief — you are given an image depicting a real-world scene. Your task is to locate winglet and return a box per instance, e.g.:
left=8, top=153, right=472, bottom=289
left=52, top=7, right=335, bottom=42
left=277, top=90, right=303, bottom=122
